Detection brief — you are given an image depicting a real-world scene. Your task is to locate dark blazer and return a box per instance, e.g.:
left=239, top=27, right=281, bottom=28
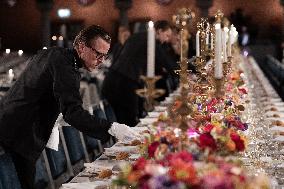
left=0, top=47, right=111, bottom=162
left=110, top=32, right=178, bottom=82
left=102, top=32, right=178, bottom=126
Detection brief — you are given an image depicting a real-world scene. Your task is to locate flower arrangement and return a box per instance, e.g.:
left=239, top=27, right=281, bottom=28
left=112, top=151, right=270, bottom=189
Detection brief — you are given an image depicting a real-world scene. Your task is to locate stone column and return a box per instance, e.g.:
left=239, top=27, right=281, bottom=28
left=36, top=0, right=54, bottom=48
left=196, top=0, right=213, bottom=18
left=114, top=0, right=132, bottom=27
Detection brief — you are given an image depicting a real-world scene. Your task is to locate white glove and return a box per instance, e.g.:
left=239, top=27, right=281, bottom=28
left=108, top=122, right=141, bottom=142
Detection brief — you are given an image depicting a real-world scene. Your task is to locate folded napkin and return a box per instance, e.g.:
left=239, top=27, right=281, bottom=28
left=46, top=113, right=69, bottom=151
left=46, top=107, right=94, bottom=150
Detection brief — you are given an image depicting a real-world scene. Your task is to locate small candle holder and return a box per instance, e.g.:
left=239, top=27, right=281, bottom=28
left=214, top=77, right=224, bottom=98
left=175, top=86, right=193, bottom=131
left=136, top=76, right=165, bottom=112
left=223, top=56, right=233, bottom=77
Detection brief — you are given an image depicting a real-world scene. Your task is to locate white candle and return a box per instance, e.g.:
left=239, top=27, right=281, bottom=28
left=228, top=25, right=232, bottom=57
left=214, top=23, right=223, bottom=79
left=57, top=36, right=64, bottom=47
left=7, top=69, right=14, bottom=83
left=222, top=27, right=228, bottom=62
left=210, top=33, right=214, bottom=50
left=206, top=32, right=209, bottom=46
left=147, top=21, right=155, bottom=77
left=196, top=31, right=200, bottom=57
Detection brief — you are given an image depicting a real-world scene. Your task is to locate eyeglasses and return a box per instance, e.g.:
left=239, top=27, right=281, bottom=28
left=88, top=46, right=109, bottom=60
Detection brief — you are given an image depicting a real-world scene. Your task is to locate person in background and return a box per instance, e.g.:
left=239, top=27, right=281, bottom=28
left=102, top=20, right=177, bottom=127
left=111, top=26, right=131, bottom=62
left=239, top=26, right=250, bottom=48
left=0, top=25, right=140, bottom=189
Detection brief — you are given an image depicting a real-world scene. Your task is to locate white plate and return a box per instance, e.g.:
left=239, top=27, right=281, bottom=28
left=269, top=98, right=283, bottom=103
left=265, top=106, right=284, bottom=112
left=270, top=126, right=284, bottom=132
left=139, top=118, right=157, bottom=125
left=273, top=136, right=284, bottom=142
left=62, top=181, right=109, bottom=189
left=154, top=106, right=167, bottom=112
left=265, top=111, right=284, bottom=118
left=147, top=112, right=161, bottom=118
left=165, top=97, right=173, bottom=102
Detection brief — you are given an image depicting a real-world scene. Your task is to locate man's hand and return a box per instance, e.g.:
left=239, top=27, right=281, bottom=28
left=108, top=122, right=141, bottom=142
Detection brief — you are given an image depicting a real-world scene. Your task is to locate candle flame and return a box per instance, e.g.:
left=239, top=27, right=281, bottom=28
left=148, top=21, right=154, bottom=28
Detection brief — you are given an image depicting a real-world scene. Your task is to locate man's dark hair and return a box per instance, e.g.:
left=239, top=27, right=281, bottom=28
left=154, top=20, right=172, bottom=31
left=73, top=25, right=111, bottom=48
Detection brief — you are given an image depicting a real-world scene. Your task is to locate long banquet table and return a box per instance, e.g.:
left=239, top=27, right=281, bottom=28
left=61, top=55, right=284, bottom=189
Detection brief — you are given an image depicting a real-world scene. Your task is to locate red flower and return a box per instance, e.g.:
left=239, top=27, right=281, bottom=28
left=148, top=141, right=160, bottom=158
left=234, top=139, right=245, bottom=151
left=199, top=133, right=217, bottom=150
left=230, top=132, right=245, bottom=151
left=230, top=132, right=240, bottom=141
left=133, top=157, right=147, bottom=171
left=238, top=87, right=247, bottom=94
left=203, top=123, right=214, bottom=133
left=166, top=151, right=193, bottom=165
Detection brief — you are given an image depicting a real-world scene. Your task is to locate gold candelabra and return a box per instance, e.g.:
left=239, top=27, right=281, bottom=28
left=193, top=18, right=213, bottom=97
left=171, top=8, right=195, bottom=131
left=136, top=76, right=165, bottom=112
left=212, top=11, right=235, bottom=98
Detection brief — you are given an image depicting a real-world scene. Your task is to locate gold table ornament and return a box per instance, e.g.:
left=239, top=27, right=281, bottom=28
left=135, top=75, right=165, bottom=112
left=172, top=8, right=195, bottom=131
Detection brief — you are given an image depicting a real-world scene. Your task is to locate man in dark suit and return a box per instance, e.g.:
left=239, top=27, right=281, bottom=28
left=0, top=25, right=139, bottom=189
left=102, top=20, right=178, bottom=127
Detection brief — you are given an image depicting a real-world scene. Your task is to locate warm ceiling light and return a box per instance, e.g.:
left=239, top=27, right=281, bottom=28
left=18, top=50, right=23, bottom=56
left=57, top=9, right=71, bottom=18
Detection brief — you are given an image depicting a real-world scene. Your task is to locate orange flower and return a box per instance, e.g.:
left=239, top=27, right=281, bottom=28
left=226, top=139, right=236, bottom=151
left=127, top=170, right=142, bottom=183
left=168, top=159, right=198, bottom=185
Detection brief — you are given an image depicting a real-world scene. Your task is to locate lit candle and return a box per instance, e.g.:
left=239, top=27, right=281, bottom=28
left=196, top=31, right=200, bottom=57
left=7, top=69, right=14, bottom=83
left=57, top=36, right=64, bottom=47
left=147, top=21, right=155, bottom=77
left=18, top=50, right=23, bottom=56
left=214, top=23, right=223, bottom=79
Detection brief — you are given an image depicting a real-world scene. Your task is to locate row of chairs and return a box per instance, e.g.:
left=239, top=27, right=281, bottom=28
left=0, top=80, right=117, bottom=189
left=259, top=55, right=284, bottom=100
